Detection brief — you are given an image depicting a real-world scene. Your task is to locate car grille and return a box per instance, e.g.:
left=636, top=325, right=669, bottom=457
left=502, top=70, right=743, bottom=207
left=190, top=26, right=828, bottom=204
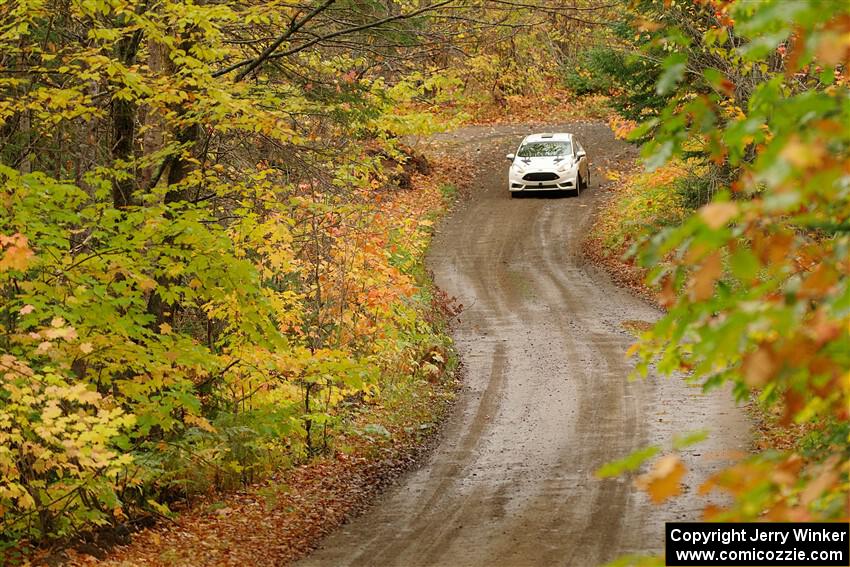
left=522, top=172, right=559, bottom=181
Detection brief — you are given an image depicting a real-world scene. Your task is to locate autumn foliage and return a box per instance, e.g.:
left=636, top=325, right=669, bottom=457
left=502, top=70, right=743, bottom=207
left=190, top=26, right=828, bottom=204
left=590, top=0, right=850, bottom=540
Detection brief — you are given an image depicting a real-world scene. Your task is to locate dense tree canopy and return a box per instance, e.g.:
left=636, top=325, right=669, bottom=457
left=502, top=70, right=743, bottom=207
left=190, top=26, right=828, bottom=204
left=0, top=0, right=609, bottom=552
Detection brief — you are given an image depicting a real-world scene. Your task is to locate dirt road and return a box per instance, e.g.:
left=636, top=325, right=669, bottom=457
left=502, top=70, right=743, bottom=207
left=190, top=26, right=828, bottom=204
left=297, top=122, right=749, bottom=567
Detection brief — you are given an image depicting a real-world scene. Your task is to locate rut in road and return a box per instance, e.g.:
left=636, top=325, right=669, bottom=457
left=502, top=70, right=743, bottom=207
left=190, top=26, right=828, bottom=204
left=296, top=122, right=749, bottom=567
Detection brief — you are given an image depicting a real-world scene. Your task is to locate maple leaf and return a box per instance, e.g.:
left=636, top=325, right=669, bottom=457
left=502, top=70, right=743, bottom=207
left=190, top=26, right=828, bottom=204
left=635, top=454, right=686, bottom=504
left=699, top=202, right=738, bottom=230
left=0, top=234, right=34, bottom=272
left=688, top=252, right=722, bottom=301
left=741, top=344, right=778, bottom=388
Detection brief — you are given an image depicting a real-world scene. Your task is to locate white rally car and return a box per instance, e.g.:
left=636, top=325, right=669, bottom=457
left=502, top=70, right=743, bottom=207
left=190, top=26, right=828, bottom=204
left=507, top=133, right=589, bottom=197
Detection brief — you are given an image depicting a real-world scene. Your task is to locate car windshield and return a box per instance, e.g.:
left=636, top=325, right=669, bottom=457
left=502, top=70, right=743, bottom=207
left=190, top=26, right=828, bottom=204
left=517, top=141, right=571, bottom=157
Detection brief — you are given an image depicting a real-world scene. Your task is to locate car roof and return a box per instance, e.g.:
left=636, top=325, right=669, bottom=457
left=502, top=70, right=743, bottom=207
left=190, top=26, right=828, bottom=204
left=521, top=132, right=573, bottom=143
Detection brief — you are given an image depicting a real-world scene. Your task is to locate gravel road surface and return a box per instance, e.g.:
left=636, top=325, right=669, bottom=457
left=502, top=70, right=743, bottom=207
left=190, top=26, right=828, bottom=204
left=297, top=122, right=749, bottom=567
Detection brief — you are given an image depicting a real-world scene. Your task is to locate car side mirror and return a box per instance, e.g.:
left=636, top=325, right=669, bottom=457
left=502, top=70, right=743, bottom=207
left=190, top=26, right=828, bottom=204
left=506, top=153, right=515, bottom=161
left=576, top=150, right=586, bottom=159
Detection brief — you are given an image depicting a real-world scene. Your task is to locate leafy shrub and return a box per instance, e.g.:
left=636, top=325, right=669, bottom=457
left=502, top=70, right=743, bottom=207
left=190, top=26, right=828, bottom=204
left=562, top=47, right=621, bottom=95
left=0, top=352, right=135, bottom=542
left=594, top=162, right=692, bottom=254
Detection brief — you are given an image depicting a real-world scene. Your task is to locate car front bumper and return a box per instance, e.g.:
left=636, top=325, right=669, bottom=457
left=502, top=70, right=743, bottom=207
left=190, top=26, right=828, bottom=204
left=508, top=168, right=579, bottom=192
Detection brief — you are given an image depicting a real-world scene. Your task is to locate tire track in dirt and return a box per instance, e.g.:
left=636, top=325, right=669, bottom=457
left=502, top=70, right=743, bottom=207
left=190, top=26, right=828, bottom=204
left=296, top=121, right=749, bottom=567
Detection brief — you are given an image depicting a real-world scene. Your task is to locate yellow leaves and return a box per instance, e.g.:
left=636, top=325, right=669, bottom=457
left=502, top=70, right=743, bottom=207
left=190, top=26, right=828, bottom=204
left=19, top=304, right=34, bottom=315
left=636, top=454, right=686, bottom=504
left=0, top=356, right=134, bottom=532
left=687, top=251, right=722, bottom=301
left=699, top=201, right=737, bottom=229
left=62, top=383, right=103, bottom=405
left=79, top=342, right=94, bottom=354
left=0, top=484, right=36, bottom=510
left=41, top=401, right=63, bottom=421
left=185, top=413, right=216, bottom=433
left=44, top=326, right=77, bottom=341
left=138, top=277, right=157, bottom=292
left=159, top=322, right=172, bottom=335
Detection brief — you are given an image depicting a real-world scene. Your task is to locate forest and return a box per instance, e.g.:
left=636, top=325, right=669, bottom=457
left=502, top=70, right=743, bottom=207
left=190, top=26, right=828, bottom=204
left=0, top=0, right=848, bottom=565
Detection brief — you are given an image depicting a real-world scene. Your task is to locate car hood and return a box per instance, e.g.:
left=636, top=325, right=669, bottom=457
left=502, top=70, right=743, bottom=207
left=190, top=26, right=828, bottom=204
left=512, top=156, right=575, bottom=171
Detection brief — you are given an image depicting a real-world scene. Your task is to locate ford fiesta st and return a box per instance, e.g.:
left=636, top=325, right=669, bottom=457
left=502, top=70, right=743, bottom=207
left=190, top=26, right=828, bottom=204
left=506, top=133, right=589, bottom=197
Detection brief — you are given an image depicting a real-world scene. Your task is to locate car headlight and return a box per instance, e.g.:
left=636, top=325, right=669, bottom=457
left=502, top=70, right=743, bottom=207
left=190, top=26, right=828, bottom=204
left=556, top=159, right=575, bottom=172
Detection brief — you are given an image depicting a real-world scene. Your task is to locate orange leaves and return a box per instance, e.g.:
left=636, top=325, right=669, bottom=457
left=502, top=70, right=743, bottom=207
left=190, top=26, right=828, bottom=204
left=753, top=230, right=793, bottom=267
left=780, top=135, right=826, bottom=170
left=800, top=263, right=839, bottom=297
left=741, top=344, right=779, bottom=388
left=698, top=452, right=847, bottom=522
left=699, top=201, right=738, bottom=229
left=800, top=456, right=842, bottom=507
left=636, top=454, right=686, bottom=504
left=814, top=15, right=850, bottom=67
left=688, top=251, right=722, bottom=301
left=608, top=115, right=638, bottom=140
left=659, top=274, right=677, bottom=309
left=0, top=233, right=33, bottom=272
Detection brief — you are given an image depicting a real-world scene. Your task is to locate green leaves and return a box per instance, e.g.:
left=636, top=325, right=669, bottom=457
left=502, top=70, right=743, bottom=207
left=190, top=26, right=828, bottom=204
left=596, top=446, right=660, bottom=478
left=623, top=0, right=850, bottom=524
left=656, top=53, right=687, bottom=95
